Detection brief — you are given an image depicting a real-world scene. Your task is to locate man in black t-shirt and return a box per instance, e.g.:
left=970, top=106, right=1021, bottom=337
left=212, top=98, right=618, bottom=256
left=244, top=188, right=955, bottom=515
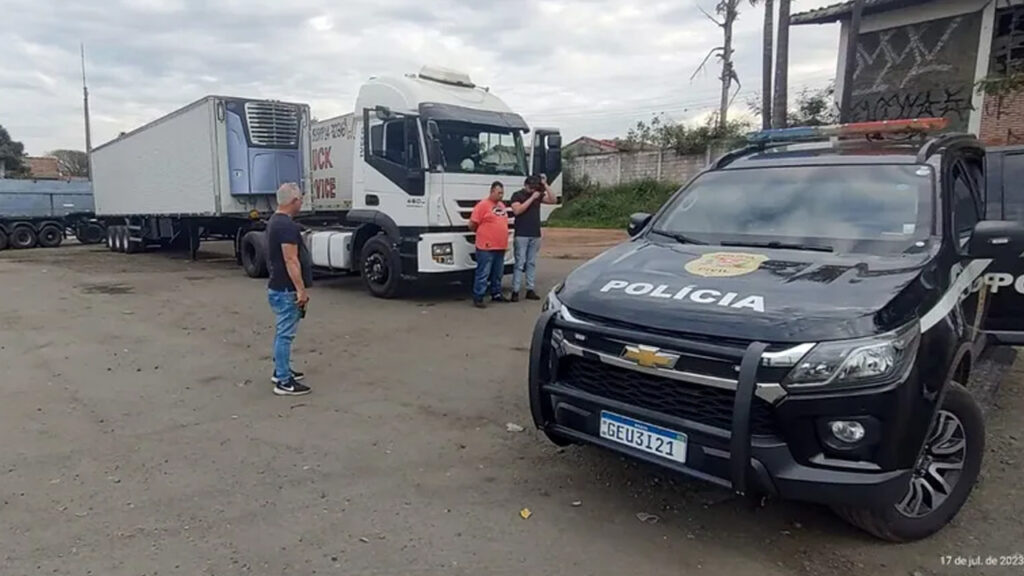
left=266, top=182, right=312, bottom=396
left=508, top=174, right=557, bottom=302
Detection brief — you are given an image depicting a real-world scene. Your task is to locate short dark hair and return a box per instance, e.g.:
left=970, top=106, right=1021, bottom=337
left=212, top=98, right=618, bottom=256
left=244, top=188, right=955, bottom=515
left=490, top=181, right=504, bottom=191
left=525, top=174, right=542, bottom=188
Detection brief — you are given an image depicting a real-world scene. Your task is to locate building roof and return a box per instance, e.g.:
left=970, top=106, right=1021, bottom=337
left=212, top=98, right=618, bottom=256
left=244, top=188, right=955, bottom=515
left=26, top=156, right=62, bottom=180
left=792, top=0, right=935, bottom=25
left=564, top=136, right=620, bottom=153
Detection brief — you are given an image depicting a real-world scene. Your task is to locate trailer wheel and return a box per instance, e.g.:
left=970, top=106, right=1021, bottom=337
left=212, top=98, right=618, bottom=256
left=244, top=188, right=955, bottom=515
left=77, top=223, right=106, bottom=245
left=125, top=230, right=144, bottom=254
left=241, top=231, right=269, bottom=278
left=37, top=225, right=64, bottom=248
left=10, top=225, right=37, bottom=249
left=106, top=226, right=117, bottom=251
left=116, top=226, right=129, bottom=253
left=360, top=235, right=402, bottom=298
left=0, top=229, right=7, bottom=251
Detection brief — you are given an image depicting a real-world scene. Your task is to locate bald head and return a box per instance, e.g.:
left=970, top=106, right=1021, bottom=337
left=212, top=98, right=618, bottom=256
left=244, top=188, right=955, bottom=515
left=276, top=182, right=303, bottom=215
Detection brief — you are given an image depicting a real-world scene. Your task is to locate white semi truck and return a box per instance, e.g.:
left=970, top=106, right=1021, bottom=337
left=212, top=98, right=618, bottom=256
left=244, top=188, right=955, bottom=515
left=90, top=66, right=563, bottom=298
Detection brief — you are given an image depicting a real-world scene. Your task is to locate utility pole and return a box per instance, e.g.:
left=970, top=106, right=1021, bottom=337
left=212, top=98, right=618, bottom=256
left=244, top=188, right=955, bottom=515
left=762, top=0, right=774, bottom=130
left=839, top=0, right=865, bottom=123
left=772, top=0, right=790, bottom=128
left=81, top=42, right=92, bottom=154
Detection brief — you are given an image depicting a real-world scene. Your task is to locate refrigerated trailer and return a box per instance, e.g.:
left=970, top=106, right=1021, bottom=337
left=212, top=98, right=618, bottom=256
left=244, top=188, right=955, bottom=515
left=90, top=66, right=563, bottom=297
left=0, top=179, right=105, bottom=250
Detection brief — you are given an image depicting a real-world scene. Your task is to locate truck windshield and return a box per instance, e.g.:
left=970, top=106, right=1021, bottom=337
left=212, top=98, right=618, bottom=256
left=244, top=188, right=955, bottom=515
left=651, top=164, right=933, bottom=254
left=434, top=122, right=527, bottom=176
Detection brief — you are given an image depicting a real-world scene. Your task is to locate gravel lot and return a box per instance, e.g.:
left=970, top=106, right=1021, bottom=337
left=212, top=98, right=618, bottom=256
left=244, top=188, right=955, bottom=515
left=2, top=235, right=1023, bottom=576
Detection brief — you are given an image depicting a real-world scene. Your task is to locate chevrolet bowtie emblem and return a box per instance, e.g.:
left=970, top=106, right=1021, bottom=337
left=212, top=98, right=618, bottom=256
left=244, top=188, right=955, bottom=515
left=621, top=345, right=678, bottom=369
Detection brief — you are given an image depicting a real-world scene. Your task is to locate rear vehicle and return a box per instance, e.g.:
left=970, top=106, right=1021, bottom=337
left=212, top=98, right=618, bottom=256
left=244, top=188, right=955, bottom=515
left=0, top=179, right=104, bottom=250
left=529, top=119, right=1024, bottom=541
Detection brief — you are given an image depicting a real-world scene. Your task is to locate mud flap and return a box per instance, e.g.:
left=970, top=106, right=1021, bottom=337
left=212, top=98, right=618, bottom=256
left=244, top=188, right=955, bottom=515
left=731, top=341, right=768, bottom=496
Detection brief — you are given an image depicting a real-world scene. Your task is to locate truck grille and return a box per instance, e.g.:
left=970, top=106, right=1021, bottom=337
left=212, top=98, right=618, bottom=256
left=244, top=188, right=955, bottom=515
left=558, top=356, right=778, bottom=436
left=244, top=102, right=300, bottom=147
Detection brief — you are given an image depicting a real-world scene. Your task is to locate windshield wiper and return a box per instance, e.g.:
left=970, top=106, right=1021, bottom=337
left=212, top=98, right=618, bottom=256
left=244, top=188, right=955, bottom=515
left=719, top=240, right=834, bottom=253
left=651, top=229, right=708, bottom=245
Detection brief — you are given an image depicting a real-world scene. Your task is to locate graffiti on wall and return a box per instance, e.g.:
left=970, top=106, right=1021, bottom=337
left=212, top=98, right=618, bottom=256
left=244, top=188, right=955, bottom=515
left=848, top=12, right=982, bottom=130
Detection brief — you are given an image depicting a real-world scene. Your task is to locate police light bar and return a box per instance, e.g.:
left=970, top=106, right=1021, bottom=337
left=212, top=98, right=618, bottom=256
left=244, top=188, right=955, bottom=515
left=747, top=118, right=950, bottom=143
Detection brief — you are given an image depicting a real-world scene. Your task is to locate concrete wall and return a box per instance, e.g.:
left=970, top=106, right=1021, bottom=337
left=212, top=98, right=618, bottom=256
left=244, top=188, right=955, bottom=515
left=566, top=149, right=706, bottom=187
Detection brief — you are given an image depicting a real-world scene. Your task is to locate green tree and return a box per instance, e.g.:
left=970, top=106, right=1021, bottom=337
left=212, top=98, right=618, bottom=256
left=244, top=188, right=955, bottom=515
left=787, top=83, right=839, bottom=126
left=625, top=113, right=751, bottom=155
left=0, top=125, right=28, bottom=178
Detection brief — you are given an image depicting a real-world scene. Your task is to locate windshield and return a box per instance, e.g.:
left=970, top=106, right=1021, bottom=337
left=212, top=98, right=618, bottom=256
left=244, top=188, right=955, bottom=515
left=434, top=121, right=527, bottom=176
left=651, top=164, right=934, bottom=254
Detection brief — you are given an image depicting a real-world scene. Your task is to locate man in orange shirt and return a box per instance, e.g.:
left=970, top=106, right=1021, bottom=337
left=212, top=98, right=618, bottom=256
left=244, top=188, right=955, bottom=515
left=468, top=181, right=510, bottom=308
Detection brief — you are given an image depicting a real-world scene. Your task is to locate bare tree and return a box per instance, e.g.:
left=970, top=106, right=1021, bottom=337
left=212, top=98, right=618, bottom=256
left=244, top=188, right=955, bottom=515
left=772, top=0, right=791, bottom=128
left=48, top=149, right=90, bottom=178
left=692, top=0, right=743, bottom=130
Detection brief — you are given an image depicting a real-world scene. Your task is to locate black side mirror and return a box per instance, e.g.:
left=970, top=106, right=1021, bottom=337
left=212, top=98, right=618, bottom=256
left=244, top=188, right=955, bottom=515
left=545, top=148, right=561, bottom=178
left=628, top=212, right=652, bottom=237
left=547, top=134, right=562, bottom=150
left=426, top=138, right=444, bottom=170
left=374, top=105, right=392, bottom=120
left=968, top=220, right=1024, bottom=258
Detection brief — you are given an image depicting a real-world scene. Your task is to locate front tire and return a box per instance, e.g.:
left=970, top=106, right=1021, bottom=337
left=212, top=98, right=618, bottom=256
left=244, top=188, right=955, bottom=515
left=833, top=382, right=983, bottom=542
left=0, top=229, right=8, bottom=251
left=241, top=231, right=268, bottom=278
left=360, top=235, right=402, bottom=298
left=37, top=224, right=63, bottom=248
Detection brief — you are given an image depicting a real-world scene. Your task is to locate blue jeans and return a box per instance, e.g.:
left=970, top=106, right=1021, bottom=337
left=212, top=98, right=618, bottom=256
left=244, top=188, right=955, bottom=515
left=513, top=236, right=541, bottom=293
left=268, top=289, right=301, bottom=381
left=473, top=249, right=505, bottom=300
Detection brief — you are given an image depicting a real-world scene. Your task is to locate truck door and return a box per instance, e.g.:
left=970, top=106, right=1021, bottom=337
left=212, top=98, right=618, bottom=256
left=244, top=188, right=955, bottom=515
left=531, top=130, right=563, bottom=222
left=982, top=147, right=1024, bottom=344
left=362, top=108, right=426, bottom=226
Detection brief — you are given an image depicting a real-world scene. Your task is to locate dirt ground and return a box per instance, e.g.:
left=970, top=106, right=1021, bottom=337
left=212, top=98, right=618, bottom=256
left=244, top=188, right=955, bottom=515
left=2, top=231, right=1023, bottom=576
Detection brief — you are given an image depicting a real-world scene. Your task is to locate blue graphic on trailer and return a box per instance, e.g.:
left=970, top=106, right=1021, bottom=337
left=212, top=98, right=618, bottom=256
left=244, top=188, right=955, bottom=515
left=224, top=98, right=302, bottom=196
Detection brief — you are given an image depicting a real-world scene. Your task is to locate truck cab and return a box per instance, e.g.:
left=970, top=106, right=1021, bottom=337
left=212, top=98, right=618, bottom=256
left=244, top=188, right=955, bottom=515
left=529, top=119, right=1024, bottom=542
left=306, top=66, right=562, bottom=297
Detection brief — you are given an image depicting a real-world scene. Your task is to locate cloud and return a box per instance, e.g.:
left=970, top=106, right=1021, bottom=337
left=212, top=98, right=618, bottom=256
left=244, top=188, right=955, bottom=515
left=0, top=0, right=840, bottom=154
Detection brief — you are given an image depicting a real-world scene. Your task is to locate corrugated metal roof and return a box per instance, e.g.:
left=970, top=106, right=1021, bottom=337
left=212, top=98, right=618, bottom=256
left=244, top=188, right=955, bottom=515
left=792, top=0, right=935, bottom=25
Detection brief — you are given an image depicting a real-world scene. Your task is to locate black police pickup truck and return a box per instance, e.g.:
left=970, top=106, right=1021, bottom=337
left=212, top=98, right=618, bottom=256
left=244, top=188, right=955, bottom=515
left=529, top=120, right=1024, bottom=542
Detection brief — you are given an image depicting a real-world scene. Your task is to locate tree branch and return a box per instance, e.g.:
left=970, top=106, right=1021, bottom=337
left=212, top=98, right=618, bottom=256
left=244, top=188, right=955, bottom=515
left=691, top=47, right=724, bottom=80
left=698, top=5, right=725, bottom=26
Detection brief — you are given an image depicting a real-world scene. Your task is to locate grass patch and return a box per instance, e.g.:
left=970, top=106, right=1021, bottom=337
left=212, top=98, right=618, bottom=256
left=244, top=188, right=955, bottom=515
left=547, top=179, right=679, bottom=229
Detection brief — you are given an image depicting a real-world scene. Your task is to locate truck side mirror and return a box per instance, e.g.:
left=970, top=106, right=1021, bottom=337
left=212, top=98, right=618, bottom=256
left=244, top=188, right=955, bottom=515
left=374, top=106, right=392, bottom=120
left=426, top=138, right=444, bottom=170
left=426, top=120, right=440, bottom=139
left=968, top=220, right=1024, bottom=259
left=545, top=148, right=561, bottom=178
left=628, top=212, right=652, bottom=237
left=547, top=134, right=562, bottom=150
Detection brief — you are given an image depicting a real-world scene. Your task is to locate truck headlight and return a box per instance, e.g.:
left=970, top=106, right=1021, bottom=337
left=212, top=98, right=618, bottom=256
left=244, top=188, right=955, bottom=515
left=431, top=243, right=454, bottom=265
left=783, top=321, right=920, bottom=390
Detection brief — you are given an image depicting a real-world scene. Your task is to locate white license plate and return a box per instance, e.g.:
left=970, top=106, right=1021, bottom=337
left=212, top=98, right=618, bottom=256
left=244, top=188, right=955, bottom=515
left=599, top=411, right=687, bottom=464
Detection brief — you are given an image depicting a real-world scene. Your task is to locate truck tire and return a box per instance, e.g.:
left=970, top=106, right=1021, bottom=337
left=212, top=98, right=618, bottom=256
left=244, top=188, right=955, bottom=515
left=241, top=231, right=268, bottom=278
left=77, top=223, right=105, bottom=245
left=360, top=235, right=402, bottom=298
left=115, top=226, right=128, bottom=253
left=125, top=230, right=144, bottom=254
left=0, top=229, right=7, bottom=251
left=37, top=225, right=63, bottom=248
left=10, top=225, right=37, bottom=249
left=832, top=382, right=983, bottom=542
left=106, top=226, right=117, bottom=251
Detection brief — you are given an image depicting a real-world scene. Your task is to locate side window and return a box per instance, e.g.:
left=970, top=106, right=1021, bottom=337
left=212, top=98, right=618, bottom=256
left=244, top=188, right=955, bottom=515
left=951, top=161, right=980, bottom=245
left=1002, top=153, right=1024, bottom=222
left=367, top=116, right=421, bottom=169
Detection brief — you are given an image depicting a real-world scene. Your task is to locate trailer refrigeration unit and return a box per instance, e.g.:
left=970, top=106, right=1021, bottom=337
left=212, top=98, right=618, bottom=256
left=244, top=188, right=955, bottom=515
left=0, top=179, right=105, bottom=250
left=90, top=66, right=563, bottom=298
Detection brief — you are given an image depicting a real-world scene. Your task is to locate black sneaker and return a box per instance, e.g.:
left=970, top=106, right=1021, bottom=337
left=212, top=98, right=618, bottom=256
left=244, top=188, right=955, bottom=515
left=491, top=294, right=508, bottom=303
left=473, top=299, right=487, bottom=309
left=525, top=290, right=541, bottom=301
left=510, top=292, right=520, bottom=302
left=273, top=378, right=311, bottom=396
left=271, top=370, right=305, bottom=385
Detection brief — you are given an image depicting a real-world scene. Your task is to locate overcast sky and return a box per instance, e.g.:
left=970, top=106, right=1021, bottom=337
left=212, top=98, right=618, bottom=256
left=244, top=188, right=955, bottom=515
left=2, top=0, right=841, bottom=155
